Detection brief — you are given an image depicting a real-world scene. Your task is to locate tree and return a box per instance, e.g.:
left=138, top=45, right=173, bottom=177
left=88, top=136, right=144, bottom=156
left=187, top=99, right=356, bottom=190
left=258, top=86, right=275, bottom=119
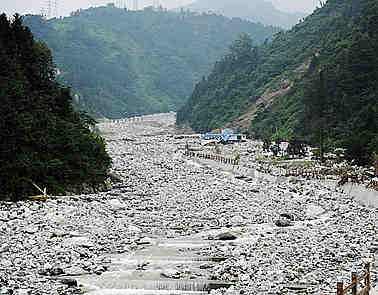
left=0, top=15, right=112, bottom=200
left=303, top=67, right=328, bottom=162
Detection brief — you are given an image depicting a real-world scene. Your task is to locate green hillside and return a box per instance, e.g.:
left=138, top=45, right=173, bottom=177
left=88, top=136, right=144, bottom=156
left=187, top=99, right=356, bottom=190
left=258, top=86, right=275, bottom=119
left=24, top=4, right=279, bottom=118
left=177, top=0, right=378, bottom=165
left=0, top=14, right=111, bottom=200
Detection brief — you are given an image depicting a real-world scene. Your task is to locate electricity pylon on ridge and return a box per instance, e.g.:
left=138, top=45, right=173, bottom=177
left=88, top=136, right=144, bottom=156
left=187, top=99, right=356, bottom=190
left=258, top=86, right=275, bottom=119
left=153, top=0, right=160, bottom=9
left=133, top=0, right=138, bottom=10
left=115, top=0, right=126, bottom=8
left=42, top=0, right=58, bottom=19
left=54, top=0, right=58, bottom=18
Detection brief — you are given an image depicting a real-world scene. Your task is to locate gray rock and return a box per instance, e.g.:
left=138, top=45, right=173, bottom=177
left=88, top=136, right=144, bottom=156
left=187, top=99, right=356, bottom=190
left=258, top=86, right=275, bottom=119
left=0, top=244, right=9, bottom=253
left=306, top=204, right=326, bottom=218
left=108, top=199, right=127, bottom=211
left=128, top=225, right=142, bottom=233
left=24, top=226, right=38, bottom=234
left=284, top=283, right=313, bottom=290
left=17, top=289, right=31, bottom=295
left=136, top=237, right=154, bottom=245
left=161, top=269, right=179, bottom=278
left=64, top=237, right=94, bottom=248
left=215, top=231, right=239, bottom=240
left=50, top=267, right=64, bottom=276
left=0, top=211, right=9, bottom=222
left=200, top=263, right=214, bottom=269
left=64, top=266, right=87, bottom=276
left=279, top=213, right=295, bottom=221
left=275, top=218, right=294, bottom=227
left=60, top=278, right=78, bottom=287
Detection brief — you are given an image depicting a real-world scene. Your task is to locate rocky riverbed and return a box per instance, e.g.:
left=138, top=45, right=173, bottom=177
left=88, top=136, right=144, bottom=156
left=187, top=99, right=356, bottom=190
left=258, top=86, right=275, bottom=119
left=0, top=112, right=377, bottom=295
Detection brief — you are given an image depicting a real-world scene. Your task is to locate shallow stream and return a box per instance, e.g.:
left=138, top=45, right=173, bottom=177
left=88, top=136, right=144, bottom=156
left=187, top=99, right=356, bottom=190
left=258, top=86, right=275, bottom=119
left=77, top=235, right=234, bottom=295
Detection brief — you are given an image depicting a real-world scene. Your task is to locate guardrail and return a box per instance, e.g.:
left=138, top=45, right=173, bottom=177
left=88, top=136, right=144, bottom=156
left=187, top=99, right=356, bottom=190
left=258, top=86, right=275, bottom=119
left=336, top=264, right=371, bottom=295
left=283, top=167, right=360, bottom=181
left=284, top=168, right=330, bottom=180
left=184, top=151, right=239, bottom=165
left=283, top=168, right=378, bottom=191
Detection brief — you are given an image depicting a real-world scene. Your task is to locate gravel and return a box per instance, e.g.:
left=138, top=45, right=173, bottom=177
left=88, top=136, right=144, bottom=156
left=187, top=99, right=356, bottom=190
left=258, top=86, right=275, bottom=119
left=0, top=113, right=377, bottom=295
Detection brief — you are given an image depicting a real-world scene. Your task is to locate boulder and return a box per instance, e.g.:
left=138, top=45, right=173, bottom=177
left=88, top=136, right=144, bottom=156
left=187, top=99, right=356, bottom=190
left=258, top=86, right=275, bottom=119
left=108, top=199, right=127, bottom=211
left=215, top=231, right=239, bottom=240
left=136, top=237, right=154, bottom=245
left=305, top=204, right=326, bottom=218
left=64, top=237, right=94, bottom=248
left=275, top=218, right=294, bottom=227
left=64, top=266, right=87, bottom=276
left=60, top=278, right=78, bottom=287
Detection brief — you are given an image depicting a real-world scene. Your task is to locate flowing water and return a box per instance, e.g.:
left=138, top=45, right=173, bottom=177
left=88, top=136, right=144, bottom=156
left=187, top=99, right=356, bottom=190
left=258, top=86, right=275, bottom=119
left=78, top=236, right=234, bottom=295
left=77, top=217, right=333, bottom=295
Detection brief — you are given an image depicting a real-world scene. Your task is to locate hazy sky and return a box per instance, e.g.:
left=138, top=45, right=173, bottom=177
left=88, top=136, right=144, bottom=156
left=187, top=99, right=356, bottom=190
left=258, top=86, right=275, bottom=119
left=1, top=0, right=318, bottom=18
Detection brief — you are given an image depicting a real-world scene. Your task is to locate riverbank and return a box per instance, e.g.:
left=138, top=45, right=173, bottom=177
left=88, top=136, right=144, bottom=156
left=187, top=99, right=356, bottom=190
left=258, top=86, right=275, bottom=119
left=0, top=113, right=377, bottom=295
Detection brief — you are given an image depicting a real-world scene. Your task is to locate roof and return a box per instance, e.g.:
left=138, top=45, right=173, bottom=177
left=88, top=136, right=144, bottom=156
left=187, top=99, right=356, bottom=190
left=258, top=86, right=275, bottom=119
left=202, top=132, right=246, bottom=142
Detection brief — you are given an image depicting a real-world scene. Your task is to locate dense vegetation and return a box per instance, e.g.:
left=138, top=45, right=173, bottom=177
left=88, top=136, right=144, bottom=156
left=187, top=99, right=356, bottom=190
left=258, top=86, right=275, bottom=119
left=183, top=0, right=306, bottom=29
left=177, top=0, right=378, bottom=165
left=0, top=14, right=112, bottom=200
left=23, top=4, right=279, bottom=118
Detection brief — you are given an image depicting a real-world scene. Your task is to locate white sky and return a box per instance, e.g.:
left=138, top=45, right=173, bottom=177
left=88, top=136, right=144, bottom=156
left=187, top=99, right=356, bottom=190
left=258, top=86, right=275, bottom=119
left=1, top=0, right=318, bottom=18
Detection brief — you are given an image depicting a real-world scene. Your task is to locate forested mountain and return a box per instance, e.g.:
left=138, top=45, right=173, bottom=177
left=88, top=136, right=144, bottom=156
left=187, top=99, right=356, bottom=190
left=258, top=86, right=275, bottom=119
left=177, top=0, right=378, bottom=165
left=23, top=4, right=279, bottom=118
left=182, top=0, right=306, bottom=29
left=0, top=14, right=111, bottom=200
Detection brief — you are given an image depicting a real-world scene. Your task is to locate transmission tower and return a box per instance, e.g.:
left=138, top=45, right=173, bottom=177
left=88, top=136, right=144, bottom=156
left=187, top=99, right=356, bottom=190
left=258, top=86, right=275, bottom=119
left=115, top=0, right=127, bottom=8
left=153, top=0, right=160, bottom=9
left=42, top=0, right=58, bottom=18
left=133, top=0, right=138, bottom=10
left=54, top=0, right=58, bottom=18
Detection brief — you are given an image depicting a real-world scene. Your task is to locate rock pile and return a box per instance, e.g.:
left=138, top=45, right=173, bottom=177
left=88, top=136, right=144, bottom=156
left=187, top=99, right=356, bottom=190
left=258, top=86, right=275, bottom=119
left=0, top=113, right=377, bottom=295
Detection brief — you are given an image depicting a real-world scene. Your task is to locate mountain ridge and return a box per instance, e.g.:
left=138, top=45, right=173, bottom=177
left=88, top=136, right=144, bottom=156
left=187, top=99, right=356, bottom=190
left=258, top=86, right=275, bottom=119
left=24, top=5, right=279, bottom=118
left=177, top=0, right=378, bottom=164
left=179, top=0, right=307, bottom=29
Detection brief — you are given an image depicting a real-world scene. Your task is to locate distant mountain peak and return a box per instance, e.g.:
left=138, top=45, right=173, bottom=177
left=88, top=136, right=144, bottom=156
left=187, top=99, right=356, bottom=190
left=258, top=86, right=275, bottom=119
left=181, top=0, right=307, bottom=28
